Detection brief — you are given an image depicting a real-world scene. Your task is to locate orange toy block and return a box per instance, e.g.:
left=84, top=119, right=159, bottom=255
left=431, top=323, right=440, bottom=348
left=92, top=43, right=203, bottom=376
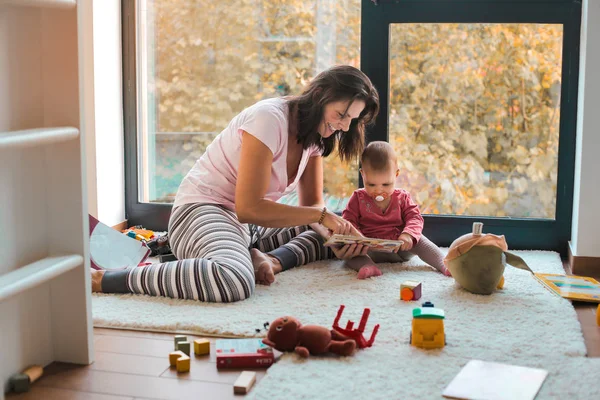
left=194, top=339, right=210, bottom=356
left=169, top=350, right=190, bottom=372
left=400, top=280, right=422, bottom=301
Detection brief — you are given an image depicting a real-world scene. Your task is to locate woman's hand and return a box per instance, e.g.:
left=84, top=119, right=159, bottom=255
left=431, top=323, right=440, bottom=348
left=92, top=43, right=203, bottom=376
left=321, top=209, right=355, bottom=235
left=318, top=211, right=369, bottom=260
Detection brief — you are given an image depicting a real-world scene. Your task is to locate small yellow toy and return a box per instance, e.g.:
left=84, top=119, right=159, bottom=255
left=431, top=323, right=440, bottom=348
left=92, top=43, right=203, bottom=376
left=410, top=301, right=445, bottom=349
left=169, top=350, right=190, bottom=373
left=194, top=339, right=210, bottom=356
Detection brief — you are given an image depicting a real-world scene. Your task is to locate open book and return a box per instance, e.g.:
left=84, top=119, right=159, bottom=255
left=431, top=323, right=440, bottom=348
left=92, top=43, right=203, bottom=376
left=324, top=234, right=404, bottom=253
left=534, top=273, right=600, bottom=303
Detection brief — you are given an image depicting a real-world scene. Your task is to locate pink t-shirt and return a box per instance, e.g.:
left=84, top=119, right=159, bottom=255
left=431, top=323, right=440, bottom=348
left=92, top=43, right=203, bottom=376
left=342, top=188, right=424, bottom=243
left=173, top=98, right=321, bottom=211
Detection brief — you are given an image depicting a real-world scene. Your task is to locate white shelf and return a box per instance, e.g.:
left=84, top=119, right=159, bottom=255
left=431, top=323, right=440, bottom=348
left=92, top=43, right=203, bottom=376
left=0, top=127, right=79, bottom=150
left=0, top=0, right=76, bottom=8
left=0, top=255, right=84, bottom=302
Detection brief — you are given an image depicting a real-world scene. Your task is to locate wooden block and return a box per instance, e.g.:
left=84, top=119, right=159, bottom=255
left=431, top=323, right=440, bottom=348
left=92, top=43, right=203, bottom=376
left=176, top=353, right=191, bottom=373
left=177, top=341, right=191, bottom=356
left=174, top=335, right=187, bottom=350
left=169, top=350, right=190, bottom=372
left=194, top=339, right=210, bottom=356
left=169, top=350, right=186, bottom=367
left=9, top=373, right=30, bottom=393
left=401, top=280, right=422, bottom=301
left=233, top=371, right=256, bottom=394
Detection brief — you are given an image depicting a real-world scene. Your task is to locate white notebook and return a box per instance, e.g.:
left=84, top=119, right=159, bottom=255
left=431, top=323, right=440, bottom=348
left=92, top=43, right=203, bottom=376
left=443, top=360, right=548, bottom=400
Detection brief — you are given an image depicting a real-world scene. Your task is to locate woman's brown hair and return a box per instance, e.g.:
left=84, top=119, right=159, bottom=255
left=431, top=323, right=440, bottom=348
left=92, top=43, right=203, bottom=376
left=286, top=65, right=380, bottom=162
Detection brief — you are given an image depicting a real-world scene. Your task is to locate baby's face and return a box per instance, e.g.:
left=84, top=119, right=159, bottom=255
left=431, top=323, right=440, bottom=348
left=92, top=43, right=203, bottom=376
left=361, top=163, right=398, bottom=202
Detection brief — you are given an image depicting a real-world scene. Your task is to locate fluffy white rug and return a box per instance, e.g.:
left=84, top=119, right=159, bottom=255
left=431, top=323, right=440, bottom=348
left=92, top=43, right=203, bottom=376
left=92, top=251, right=600, bottom=399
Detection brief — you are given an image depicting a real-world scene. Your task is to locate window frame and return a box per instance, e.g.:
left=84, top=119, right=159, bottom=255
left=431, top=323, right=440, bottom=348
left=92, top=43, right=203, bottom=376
left=360, top=0, right=581, bottom=253
left=123, top=0, right=581, bottom=254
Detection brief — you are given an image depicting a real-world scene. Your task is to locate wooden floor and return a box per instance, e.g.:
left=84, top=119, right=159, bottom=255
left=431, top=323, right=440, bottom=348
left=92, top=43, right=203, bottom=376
left=6, top=260, right=600, bottom=400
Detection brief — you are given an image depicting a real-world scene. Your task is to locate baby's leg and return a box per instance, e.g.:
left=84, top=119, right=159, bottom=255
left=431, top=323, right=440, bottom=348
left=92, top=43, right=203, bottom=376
left=344, top=255, right=383, bottom=279
left=410, top=235, right=451, bottom=276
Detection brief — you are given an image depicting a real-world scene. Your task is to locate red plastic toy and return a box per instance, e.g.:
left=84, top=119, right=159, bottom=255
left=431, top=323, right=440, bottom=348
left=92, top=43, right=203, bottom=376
left=332, top=305, right=379, bottom=349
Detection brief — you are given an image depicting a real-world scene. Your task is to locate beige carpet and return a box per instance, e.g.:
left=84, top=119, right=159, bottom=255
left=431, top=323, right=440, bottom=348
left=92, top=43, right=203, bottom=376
left=92, top=251, right=600, bottom=399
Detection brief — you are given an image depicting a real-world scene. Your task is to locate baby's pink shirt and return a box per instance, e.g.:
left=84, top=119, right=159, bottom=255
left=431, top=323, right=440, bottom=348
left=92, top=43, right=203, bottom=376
left=342, top=188, right=424, bottom=244
left=174, top=98, right=321, bottom=211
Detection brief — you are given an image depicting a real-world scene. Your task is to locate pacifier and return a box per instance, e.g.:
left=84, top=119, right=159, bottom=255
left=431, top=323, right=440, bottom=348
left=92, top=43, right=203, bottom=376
left=372, top=192, right=389, bottom=202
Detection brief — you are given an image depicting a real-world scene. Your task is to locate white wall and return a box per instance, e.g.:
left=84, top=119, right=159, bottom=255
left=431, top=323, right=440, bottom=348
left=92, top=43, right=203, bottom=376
left=571, top=0, right=600, bottom=258
left=86, top=0, right=125, bottom=227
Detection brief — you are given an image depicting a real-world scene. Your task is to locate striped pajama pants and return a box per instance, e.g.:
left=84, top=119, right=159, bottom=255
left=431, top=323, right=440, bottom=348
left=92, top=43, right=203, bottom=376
left=115, top=203, right=333, bottom=303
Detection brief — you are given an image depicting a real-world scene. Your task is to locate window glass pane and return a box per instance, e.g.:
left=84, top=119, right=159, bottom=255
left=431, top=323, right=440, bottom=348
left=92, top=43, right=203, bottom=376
left=389, top=23, right=562, bottom=219
left=137, top=0, right=361, bottom=211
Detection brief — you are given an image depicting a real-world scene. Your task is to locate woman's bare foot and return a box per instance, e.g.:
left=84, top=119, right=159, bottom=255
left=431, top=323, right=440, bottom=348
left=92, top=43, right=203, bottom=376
left=91, top=269, right=105, bottom=292
left=250, top=248, right=282, bottom=286
left=357, top=265, right=382, bottom=279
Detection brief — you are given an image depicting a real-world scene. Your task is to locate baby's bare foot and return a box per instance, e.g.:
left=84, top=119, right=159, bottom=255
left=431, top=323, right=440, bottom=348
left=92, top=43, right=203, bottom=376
left=357, top=265, right=382, bottom=279
left=91, top=269, right=105, bottom=292
left=250, top=248, right=281, bottom=286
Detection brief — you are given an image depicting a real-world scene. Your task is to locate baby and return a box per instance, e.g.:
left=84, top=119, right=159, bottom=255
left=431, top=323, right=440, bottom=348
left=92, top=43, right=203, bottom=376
left=342, top=141, right=450, bottom=279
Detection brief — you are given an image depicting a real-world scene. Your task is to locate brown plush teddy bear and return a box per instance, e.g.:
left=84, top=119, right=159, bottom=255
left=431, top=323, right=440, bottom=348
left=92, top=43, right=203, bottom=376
left=262, top=316, right=356, bottom=358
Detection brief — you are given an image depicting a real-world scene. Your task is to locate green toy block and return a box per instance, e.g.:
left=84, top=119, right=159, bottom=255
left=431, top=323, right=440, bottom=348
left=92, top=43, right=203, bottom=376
left=174, top=335, right=187, bottom=350
left=9, top=373, right=30, bottom=393
left=177, top=341, right=191, bottom=356
left=413, top=307, right=445, bottom=319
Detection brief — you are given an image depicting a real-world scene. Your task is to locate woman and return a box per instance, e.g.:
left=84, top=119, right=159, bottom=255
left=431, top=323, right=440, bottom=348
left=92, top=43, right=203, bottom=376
left=92, top=65, right=380, bottom=302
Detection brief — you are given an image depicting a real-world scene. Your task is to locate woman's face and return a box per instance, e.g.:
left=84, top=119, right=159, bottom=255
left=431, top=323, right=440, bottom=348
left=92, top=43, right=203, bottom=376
left=318, top=99, right=366, bottom=138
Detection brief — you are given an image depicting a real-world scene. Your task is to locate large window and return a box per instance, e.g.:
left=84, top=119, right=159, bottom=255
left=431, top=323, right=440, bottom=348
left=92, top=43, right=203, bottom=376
left=389, top=23, right=563, bottom=219
left=125, top=0, right=581, bottom=253
left=133, top=0, right=360, bottom=209
left=361, top=0, right=581, bottom=251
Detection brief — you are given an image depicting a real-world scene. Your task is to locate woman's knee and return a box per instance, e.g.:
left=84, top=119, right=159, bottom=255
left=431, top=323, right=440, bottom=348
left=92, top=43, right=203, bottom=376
left=203, top=258, right=255, bottom=303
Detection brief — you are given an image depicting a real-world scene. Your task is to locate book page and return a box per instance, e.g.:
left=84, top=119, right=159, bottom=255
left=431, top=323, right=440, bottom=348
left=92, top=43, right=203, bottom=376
left=443, top=360, right=548, bottom=400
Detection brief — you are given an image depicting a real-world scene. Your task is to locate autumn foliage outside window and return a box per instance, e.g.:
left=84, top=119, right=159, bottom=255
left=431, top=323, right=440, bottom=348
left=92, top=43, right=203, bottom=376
left=141, top=1, right=562, bottom=219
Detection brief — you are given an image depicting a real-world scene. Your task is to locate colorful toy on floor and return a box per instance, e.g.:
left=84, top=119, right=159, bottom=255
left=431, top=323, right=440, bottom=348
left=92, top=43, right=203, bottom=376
left=177, top=341, right=191, bottom=356
left=122, top=226, right=155, bottom=241
left=194, top=339, right=210, bottom=356
left=262, top=313, right=357, bottom=358
left=233, top=371, right=257, bottom=394
left=410, top=301, right=445, bottom=349
left=174, top=335, right=187, bottom=350
left=8, top=365, right=43, bottom=393
left=216, top=338, right=274, bottom=369
left=444, top=222, right=532, bottom=295
left=169, top=350, right=190, bottom=372
left=400, top=280, right=422, bottom=301
left=146, top=235, right=172, bottom=257
left=332, top=304, right=379, bottom=349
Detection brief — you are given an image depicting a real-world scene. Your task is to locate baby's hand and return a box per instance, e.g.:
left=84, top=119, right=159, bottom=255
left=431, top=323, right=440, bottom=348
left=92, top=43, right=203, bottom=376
left=398, top=233, right=414, bottom=251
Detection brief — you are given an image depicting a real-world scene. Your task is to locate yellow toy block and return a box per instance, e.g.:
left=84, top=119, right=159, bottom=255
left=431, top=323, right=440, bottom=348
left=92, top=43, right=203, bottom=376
left=176, top=354, right=191, bottom=373
left=169, top=350, right=185, bottom=367
left=497, top=275, right=505, bottom=289
left=410, top=303, right=445, bottom=349
left=169, top=350, right=190, bottom=372
left=194, top=339, right=210, bottom=356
